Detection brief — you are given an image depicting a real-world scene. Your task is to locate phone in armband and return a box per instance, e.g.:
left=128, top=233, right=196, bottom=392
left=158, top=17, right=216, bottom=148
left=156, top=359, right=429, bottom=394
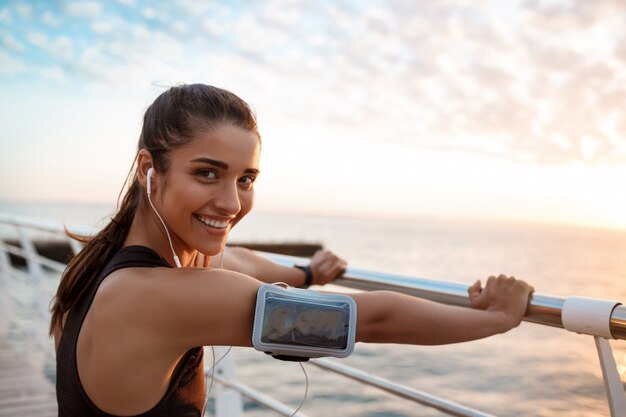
left=252, top=284, right=357, bottom=361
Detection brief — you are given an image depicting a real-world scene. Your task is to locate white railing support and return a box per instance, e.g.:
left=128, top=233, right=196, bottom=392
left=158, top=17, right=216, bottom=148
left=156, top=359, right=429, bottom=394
left=12, top=223, right=49, bottom=370
left=594, top=337, right=626, bottom=417
left=212, top=373, right=310, bottom=417
left=0, top=241, right=11, bottom=335
left=15, top=223, right=45, bottom=282
left=311, top=358, right=496, bottom=417
left=214, top=346, right=244, bottom=417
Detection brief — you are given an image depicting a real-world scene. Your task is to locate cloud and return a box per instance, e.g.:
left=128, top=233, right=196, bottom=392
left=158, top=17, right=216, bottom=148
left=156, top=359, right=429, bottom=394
left=175, top=0, right=213, bottom=17
left=142, top=8, right=156, bottom=20
left=14, top=3, right=32, bottom=19
left=92, top=20, right=114, bottom=34
left=526, top=0, right=626, bottom=30
left=26, top=31, right=48, bottom=48
left=4, top=0, right=626, bottom=166
left=2, top=34, right=24, bottom=52
left=65, top=1, right=102, bottom=18
left=0, top=7, right=13, bottom=24
left=40, top=66, right=66, bottom=82
left=42, top=11, right=61, bottom=27
left=0, top=50, right=25, bottom=74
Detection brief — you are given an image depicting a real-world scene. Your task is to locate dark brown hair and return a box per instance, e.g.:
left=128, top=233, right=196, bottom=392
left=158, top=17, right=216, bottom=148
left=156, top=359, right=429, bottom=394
left=49, top=84, right=260, bottom=335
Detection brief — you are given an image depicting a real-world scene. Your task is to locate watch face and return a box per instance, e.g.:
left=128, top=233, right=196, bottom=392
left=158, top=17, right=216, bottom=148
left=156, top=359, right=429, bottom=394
left=260, top=297, right=351, bottom=350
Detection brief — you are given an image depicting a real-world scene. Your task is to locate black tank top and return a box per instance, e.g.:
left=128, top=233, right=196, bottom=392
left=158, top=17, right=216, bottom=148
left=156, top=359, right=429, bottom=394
left=56, top=245, right=205, bottom=417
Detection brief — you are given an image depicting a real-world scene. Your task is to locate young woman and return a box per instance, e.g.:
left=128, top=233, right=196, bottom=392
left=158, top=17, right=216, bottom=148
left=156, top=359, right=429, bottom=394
left=50, top=84, right=534, bottom=417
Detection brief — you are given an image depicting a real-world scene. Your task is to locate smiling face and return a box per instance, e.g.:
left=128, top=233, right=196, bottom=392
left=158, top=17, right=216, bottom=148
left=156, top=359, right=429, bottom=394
left=150, top=123, right=261, bottom=257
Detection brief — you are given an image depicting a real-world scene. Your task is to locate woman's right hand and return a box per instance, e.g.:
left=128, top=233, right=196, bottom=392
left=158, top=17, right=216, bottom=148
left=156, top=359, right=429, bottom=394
left=309, top=249, right=347, bottom=286
left=467, top=274, right=534, bottom=330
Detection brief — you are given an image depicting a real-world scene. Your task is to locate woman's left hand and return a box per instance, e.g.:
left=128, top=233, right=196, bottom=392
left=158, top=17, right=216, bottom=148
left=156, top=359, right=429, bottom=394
left=309, top=250, right=348, bottom=285
left=468, top=274, right=535, bottom=330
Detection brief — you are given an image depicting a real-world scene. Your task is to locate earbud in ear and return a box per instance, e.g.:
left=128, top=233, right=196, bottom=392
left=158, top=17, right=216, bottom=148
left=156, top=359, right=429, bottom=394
left=147, top=167, right=154, bottom=196
left=144, top=165, right=181, bottom=268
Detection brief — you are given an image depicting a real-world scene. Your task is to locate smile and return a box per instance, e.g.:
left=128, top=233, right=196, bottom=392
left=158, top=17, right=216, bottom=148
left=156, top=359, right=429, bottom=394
left=193, top=214, right=230, bottom=229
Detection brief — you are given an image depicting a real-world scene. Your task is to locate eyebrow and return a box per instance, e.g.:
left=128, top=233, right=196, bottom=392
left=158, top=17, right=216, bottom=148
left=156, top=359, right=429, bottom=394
left=190, top=157, right=259, bottom=174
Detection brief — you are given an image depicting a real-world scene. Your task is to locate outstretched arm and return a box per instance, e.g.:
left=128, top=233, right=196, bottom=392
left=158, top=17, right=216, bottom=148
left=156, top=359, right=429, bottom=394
left=110, top=269, right=532, bottom=354
left=353, top=275, right=534, bottom=345
left=221, top=247, right=347, bottom=287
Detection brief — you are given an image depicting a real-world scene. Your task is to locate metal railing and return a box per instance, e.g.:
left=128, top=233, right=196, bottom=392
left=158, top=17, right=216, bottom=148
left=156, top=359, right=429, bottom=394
left=262, top=252, right=626, bottom=341
left=1, top=213, right=625, bottom=417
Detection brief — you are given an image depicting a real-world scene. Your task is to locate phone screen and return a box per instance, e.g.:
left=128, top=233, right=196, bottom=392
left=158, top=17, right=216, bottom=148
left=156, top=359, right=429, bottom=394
left=260, top=297, right=351, bottom=350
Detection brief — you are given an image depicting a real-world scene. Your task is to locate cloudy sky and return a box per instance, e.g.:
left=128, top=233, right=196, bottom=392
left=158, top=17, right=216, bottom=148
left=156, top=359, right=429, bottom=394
left=1, top=0, right=625, bottom=230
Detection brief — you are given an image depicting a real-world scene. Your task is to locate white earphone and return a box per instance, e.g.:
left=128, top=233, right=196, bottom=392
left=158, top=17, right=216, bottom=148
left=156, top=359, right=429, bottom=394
left=147, top=167, right=182, bottom=268
left=147, top=167, right=153, bottom=195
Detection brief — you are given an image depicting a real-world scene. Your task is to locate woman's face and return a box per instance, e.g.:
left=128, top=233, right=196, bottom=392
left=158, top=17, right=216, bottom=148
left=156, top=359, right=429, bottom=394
left=156, top=123, right=260, bottom=256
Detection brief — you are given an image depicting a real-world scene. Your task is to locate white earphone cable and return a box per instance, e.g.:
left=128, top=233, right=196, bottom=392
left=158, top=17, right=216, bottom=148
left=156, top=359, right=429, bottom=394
left=289, top=362, right=309, bottom=417
left=201, top=345, right=233, bottom=416
left=146, top=177, right=181, bottom=268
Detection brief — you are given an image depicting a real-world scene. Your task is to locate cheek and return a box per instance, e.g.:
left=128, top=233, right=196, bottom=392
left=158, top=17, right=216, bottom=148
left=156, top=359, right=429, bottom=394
left=242, top=190, right=255, bottom=213
left=233, top=191, right=254, bottom=225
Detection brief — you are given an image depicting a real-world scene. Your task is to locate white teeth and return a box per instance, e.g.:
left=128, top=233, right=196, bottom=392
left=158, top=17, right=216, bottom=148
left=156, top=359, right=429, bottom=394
left=195, top=214, right=229, bottom=229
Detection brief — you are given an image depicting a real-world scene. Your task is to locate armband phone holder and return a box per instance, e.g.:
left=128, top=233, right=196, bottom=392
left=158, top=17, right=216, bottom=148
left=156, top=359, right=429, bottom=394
left=252, top=284, right=357, bottom=361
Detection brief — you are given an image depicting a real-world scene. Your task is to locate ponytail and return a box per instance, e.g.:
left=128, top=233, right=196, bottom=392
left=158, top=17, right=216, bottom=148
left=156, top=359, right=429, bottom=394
left=49, top=177, right=140, bottom=335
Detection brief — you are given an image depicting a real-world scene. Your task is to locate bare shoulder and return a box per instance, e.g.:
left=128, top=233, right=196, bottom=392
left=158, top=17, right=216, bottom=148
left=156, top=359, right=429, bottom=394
left=95, top=266, right=262, bottom=351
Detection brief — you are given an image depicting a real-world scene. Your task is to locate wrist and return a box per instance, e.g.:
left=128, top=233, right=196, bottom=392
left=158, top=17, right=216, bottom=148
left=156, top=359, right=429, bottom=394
left=487, top=309, right=519, bottom=333
left=294, top=265, right=313, bottom=288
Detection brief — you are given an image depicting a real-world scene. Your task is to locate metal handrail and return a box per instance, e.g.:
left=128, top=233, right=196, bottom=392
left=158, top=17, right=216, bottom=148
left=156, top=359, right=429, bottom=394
left=260, top=252, right=626, bottom=341
left=310, top=358, right=495, bottom=417
left=212, top=373, right=310, bottom=417
left=1, top=241, right=67, bottom=273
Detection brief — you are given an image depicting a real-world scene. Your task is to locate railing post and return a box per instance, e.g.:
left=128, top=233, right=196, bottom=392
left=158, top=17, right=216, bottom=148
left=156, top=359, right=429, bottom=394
left=213, top=346, right=244, bottom=417
left=594, top=337, right=626, bottom=417
left=14, top=222, right=48, bottom=370
left=15, top=223, right=45, bottom=281
left=0, top=241, right=11, bottom=335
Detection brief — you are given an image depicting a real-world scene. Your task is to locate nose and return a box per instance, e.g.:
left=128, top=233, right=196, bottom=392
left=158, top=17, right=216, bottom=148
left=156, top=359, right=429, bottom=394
left=213, top=180, right=241, bottom=215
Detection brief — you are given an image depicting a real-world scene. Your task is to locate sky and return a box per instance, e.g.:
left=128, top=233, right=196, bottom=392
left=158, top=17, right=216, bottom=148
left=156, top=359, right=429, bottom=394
left=0, top=0, right=625, bottom=230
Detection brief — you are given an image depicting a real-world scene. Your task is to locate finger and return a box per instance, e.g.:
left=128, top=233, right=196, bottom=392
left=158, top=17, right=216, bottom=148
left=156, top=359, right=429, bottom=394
left=314, top=262, right=334, bottom=280
left=514, top=279, right=528, bottom=288
left=315, top=249, right=334, bottom=264
left=468, top=280, right=482, bottom=297
left=311, top=250, right=325, bottom=264
left=328, top=263, right=346, bottom=279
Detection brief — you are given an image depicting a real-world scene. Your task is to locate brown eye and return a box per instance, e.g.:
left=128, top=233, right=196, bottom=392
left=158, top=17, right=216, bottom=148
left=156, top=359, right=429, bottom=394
left=197, top=169, right=218, bottom=180
left=239, top=176, right=256, bottom=189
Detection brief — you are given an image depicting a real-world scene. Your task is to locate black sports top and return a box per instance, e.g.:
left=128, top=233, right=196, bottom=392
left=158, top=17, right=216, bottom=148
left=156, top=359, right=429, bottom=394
left=56, top=245, right=205, bottom=417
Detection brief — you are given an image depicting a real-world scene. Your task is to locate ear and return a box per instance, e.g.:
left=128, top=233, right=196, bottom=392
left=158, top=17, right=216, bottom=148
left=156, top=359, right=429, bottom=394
left=137, top=149, right=155, bottom=193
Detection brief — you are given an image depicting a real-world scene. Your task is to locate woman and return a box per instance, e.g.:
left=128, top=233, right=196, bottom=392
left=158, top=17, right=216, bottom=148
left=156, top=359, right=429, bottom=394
left=50, top=84, right=534, bottom=416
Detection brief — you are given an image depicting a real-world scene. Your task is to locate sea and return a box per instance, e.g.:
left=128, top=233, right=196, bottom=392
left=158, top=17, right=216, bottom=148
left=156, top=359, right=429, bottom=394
left=1, top=200, right=625, bottom=417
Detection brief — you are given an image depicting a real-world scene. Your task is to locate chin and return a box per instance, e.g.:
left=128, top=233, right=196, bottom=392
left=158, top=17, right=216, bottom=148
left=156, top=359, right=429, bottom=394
left=197, top=241, right=226, bottom=257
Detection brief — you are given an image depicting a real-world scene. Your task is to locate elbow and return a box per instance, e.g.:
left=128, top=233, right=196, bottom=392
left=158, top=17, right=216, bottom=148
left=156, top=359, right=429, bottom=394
left=354, top=291, right=397, bottom=343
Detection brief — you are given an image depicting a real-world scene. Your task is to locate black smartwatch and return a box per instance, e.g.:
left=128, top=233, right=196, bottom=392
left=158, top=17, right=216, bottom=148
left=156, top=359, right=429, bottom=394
left=294, top=265, right=314, bottom=288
